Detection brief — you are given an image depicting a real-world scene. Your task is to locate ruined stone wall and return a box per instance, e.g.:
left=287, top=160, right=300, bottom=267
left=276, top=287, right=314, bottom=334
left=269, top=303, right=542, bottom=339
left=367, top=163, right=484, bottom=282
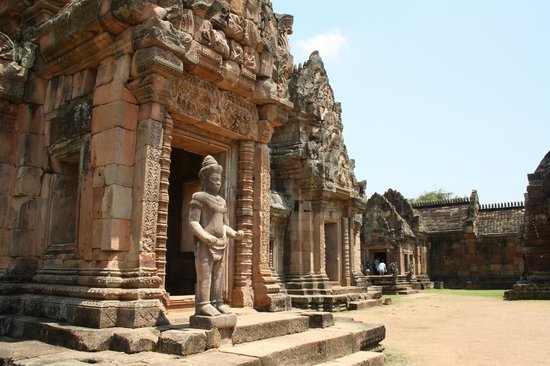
left=415, top=196, right=524, bottom=289
left=506, top=151, right=550, bottom=299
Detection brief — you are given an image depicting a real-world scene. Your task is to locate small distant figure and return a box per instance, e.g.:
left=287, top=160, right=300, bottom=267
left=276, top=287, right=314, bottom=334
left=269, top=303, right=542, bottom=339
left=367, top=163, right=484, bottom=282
left=374, top=258, right=380, bottom=272
left=364, top=262, right=370, bottom=275
left=377, top=260, right=387, bottom=275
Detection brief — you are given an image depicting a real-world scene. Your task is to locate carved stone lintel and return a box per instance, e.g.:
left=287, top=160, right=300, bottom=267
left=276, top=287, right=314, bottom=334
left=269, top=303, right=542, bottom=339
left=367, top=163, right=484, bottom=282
left=174, top=71, right=258, bottom=138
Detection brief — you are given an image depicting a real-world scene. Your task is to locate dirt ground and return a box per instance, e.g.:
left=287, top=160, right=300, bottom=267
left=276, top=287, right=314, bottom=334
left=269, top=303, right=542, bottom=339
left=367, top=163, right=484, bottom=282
left=338, top=291, right=550, bottom=366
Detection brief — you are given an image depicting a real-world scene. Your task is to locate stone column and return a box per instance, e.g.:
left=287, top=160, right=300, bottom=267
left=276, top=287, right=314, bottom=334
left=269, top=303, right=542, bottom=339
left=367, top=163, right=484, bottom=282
left=349, top=218, right=368, bottom=287
left=156, top=111, right=172, bottom=289
left=252, top=142, right=289, bottom=311
left=313, top=212, right=324, bottom=275
left=342, top=217, right=351, bottom=286
left=232, top=140, right=254, bottom=307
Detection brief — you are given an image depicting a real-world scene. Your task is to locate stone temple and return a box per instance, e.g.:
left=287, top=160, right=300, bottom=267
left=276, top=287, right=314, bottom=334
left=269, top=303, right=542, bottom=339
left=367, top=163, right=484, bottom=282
left=0, top=0, right=547, bottom=363
left=0, top=0, right=388, bottom=326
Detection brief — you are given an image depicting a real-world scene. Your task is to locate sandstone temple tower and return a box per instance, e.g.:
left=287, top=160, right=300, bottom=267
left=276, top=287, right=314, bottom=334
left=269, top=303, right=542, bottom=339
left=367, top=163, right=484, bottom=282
left=0, top=0, right=294, bottom=328
left=269, top=52, right=372, bottom=310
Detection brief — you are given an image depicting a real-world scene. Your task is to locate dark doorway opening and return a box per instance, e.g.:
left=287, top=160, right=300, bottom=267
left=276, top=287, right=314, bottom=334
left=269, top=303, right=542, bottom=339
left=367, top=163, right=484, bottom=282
left=373, top=251, right=387, bottom=274
left=325, top=222, right=340, bottom=282
left=165, top=149, right=203, bottom=296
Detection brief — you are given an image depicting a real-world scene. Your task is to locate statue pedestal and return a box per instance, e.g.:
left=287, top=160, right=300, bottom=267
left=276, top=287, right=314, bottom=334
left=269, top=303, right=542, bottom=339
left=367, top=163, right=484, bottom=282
left=190, top=313, right=237, bottom=346
left=190, top=313, right=237, bottom=329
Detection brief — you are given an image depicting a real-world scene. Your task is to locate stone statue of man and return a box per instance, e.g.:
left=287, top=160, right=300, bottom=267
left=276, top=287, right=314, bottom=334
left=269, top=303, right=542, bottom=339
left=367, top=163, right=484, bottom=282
left=189, top=155, right=244, bottom=316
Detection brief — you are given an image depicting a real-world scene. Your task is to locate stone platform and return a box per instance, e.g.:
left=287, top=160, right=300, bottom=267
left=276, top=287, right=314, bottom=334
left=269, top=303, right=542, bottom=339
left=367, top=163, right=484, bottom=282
left=0, top=311, right=386, bottom=365
left=289, top=286, right=383, bottom=312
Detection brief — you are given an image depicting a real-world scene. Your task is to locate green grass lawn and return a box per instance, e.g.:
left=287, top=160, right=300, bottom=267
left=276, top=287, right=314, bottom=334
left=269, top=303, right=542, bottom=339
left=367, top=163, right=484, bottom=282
left=423, top=288, right=506, bottom=299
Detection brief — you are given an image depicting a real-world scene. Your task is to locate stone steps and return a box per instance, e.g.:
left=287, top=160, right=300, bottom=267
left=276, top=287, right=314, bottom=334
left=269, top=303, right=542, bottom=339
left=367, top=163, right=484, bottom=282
left=217, top=318, right=385, bottom=366
left=231, top=312, right=310, bottom=344
left=315, top=351, right=385, bottom=366
left=0, top=311, right=386, bottom=365
left=347, top=299, right=383, bottom=311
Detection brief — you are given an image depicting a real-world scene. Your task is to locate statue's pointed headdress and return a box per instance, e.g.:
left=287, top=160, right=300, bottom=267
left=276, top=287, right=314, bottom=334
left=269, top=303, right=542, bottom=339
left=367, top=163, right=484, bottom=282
left=198, top=155, right=223, bottom=181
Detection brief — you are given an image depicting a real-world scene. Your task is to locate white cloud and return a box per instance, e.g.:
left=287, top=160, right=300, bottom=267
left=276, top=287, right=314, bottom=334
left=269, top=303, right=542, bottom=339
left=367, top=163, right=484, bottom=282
left=296, top=28, right=349, bottom=62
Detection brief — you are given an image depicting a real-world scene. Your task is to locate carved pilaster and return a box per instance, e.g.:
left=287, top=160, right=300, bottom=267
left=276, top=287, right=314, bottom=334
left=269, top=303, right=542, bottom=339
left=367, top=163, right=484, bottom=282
left=132, top=117, right=163, bottom=265
left=342, top=217, right=351, bottom=286
left=156, top=113, right=173, bottom=288
left=319, top=218, right=327, bottom=275
left=252, top=142, right=289, bottom=311
left=232, top=140, right=254, bottom=307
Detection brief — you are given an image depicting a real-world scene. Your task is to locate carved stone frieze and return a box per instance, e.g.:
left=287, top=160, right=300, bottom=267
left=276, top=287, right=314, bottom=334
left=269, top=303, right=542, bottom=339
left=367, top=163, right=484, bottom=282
left=133, top=17, right=195, bottom=66
left=208, top=0, right=231, bottom=30
left=258, top=1, right=276, bottom=54
left=224, top=13, right=245, bottom=41
left=199, top=19, right=230, bottom=58
left=174, top=71, right=258, bottom=137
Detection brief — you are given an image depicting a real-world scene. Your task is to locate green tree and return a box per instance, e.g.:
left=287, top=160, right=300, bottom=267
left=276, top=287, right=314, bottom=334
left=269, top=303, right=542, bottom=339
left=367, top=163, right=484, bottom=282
left=409, top=188, right=454, bottom=204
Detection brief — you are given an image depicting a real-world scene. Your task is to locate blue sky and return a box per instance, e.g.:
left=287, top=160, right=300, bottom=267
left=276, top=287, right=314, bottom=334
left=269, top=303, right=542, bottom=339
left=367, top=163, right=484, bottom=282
left=273, top=1, right=549, bottom=203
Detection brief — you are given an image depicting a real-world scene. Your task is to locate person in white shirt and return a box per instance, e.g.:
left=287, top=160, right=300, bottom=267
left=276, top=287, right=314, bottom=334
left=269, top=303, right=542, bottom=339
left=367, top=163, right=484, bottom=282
left=377, top=260, right=387, bottom=275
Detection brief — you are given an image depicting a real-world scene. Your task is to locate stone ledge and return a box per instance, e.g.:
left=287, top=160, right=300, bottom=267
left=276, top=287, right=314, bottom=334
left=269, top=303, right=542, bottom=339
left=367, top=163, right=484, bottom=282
left=232, top=312, right=309, bottom=345
left=348, top=299, right=383, bottom=311
left=315, top=351, right=385, bottom=366
left=0, top=315, right=159, bottom=353
left=300, top=311, right=335, bottom=328
left=189, top=313, right=237, bottom=330
left=0, top=294, right=168, bottom=328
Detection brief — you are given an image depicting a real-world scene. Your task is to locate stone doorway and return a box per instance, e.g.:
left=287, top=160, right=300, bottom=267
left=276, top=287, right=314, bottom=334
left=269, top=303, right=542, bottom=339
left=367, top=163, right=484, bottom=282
left=373, top=251, right=387, bottom=273
left=165, top=148, right=203, bottom=296
left=325, top=222, right=341, bottom=282
left=164, top=142, right=235, bottom=308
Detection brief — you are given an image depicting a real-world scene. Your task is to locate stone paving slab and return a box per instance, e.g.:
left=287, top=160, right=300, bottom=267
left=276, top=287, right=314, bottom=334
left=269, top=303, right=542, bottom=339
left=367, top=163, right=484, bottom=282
left=315, top=351, right=385, bottom=366
left=222, top=327, right=355, bottom=365
left=232, top=312, right=310, bottom=344
left=0, top=339, right=181, bottom=366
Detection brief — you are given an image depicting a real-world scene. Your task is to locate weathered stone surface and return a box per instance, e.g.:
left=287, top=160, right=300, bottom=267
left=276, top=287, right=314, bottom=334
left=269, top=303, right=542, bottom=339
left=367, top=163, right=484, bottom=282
left=102, top=184, right=133, bottom=220
left=224, top=326, right=355, bottom=365
left=91, top=100, right=138, bottom=133
left=348, top=300, right=383, bottom=311
left=157, top=329, right=207, bottom=356
left=110, top=328, right=160, bottom=353
left=0, top=316, right=114, bottom=352
left=300, top=312, right=335, bottom=328
left=91, top=127, right=136, bottom=167
left=506, top=150, right=550, bottom=299
left=232, top=313, right=308, bottom=344
left=190, top=313, right=237, bottom=330
left=13, top=167, right=42, bottom=197
left=414, top=190, right=524, bottom=289
left=315, top=351, right=385, bottom=366
left=331, top=319, right=386, bottom=353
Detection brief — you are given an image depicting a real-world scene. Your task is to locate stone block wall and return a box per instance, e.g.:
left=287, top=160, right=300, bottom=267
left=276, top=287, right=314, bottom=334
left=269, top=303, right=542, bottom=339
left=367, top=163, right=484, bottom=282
left=415, top=194, right=525, bottom=289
